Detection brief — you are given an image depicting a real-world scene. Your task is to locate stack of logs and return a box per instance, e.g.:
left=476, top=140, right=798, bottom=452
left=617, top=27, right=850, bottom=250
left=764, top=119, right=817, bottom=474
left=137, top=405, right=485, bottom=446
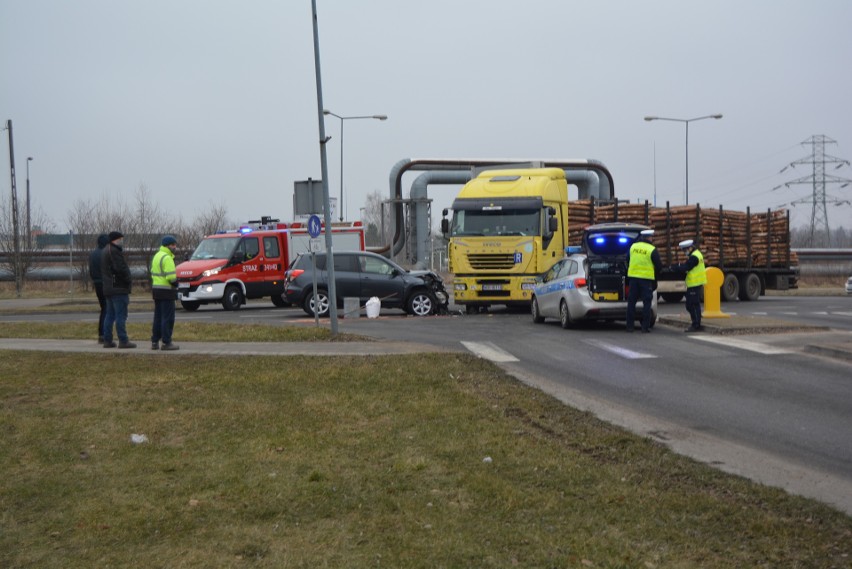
left=567, top=200, right=795, bottom=268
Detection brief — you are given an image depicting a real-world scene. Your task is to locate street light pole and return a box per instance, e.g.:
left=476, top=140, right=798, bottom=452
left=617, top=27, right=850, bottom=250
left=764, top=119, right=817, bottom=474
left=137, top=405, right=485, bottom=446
left=26, top=156, right=33, bottom=251
left=644, top=114, right=723, bottom=204
left=323, top=110, right=387, bottom=221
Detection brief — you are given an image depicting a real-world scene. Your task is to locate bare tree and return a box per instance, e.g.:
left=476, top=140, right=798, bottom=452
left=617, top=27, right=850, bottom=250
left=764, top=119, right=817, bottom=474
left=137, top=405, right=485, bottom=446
left=0, top=193, right=56, bottom=285
left=362, top=190, right=389, bottom=247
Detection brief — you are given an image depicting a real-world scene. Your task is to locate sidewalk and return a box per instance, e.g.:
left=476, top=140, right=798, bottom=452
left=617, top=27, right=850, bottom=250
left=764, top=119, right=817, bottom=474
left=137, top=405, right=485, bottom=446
left=657, top=314, right=852, bottom=362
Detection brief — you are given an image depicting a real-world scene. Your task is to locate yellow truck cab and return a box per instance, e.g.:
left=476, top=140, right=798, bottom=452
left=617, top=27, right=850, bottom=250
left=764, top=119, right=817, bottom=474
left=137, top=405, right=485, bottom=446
left=441, top=168, right=569, bottom=313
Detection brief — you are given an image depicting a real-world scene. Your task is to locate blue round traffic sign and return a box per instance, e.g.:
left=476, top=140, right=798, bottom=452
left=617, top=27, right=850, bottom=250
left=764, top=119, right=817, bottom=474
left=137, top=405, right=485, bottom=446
left=307, top=215, right=322, bottom=238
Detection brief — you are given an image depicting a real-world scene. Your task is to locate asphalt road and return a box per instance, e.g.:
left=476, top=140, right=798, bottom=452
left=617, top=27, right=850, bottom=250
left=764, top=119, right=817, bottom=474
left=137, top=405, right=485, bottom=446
left=3, top=294, right=852, bottom=514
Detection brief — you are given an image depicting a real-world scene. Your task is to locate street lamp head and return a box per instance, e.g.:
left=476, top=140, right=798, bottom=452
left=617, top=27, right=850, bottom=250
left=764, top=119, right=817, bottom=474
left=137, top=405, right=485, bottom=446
left=373, top=115, right=388, bottom=121
left=711, top=114, right=723, bottom=119
left=644, top=116, right=658, bottom=121
left=27, top=156, right=33, bottom=161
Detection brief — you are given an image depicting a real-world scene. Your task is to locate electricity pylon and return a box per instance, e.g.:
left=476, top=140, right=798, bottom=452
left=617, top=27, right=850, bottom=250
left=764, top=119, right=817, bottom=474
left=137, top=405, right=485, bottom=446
left=775, top=135, right=851, bottom=246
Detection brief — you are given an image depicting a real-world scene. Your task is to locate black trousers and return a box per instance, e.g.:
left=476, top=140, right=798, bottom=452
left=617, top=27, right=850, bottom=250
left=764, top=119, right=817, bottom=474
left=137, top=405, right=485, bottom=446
left=95, top=283, right=106, bottom=338
left=626, top=278, right=654, bottom=331
left=685, top=286, right=703, bottom=328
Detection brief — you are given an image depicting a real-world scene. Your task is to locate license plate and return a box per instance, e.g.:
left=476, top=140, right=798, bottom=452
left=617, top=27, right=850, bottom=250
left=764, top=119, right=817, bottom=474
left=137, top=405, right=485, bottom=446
left=178, top=283, right=189, bottom=289
left=482, top=284, right=503, bottom=291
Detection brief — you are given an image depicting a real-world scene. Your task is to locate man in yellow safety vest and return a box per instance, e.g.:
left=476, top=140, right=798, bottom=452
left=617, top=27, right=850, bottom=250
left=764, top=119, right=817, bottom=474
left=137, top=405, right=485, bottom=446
left=626, top=229, right=662, bottom=333
left=674, top=239, right=707, bottom=332
left=151, top=235, right=180, bottom=350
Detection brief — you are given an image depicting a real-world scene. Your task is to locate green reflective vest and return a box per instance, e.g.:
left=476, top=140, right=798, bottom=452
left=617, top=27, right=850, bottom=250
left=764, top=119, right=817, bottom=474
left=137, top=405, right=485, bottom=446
left=151, top=246, right=176, bottom=291
left=628, top=241, right=656, bottom=280
left=685, top=249, right=707, bottom=287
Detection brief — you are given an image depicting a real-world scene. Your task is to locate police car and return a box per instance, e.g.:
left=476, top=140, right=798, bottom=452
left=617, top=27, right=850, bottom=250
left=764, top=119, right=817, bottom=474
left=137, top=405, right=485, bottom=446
left=530, top=223, right=658, bottom=328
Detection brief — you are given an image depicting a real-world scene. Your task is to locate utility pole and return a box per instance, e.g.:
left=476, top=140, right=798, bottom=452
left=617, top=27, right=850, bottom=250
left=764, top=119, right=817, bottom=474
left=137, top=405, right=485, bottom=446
left=4, top=120, right=23, bottom=297
left=775, top=135, right=851, bottom=246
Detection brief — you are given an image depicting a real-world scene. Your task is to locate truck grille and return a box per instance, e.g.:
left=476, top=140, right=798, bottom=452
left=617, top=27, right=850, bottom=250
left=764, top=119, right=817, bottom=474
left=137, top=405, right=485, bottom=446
left=467, top=253, right=516, bottom=270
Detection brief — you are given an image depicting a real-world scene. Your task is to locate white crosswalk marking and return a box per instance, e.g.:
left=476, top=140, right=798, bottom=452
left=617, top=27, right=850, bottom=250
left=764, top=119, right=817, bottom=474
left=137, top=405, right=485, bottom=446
left=691, top=336, right=793, bottom=355
left=461, top=341, right=519, bottom=362
left=582, top=339, right=657, bottom=359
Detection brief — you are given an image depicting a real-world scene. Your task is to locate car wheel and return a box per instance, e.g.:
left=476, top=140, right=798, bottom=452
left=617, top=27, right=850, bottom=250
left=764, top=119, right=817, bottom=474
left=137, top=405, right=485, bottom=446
left=531, top=297, right=544, bottom=323
left=271, top=295, right=289, bottom=308
left=407, top=290, right=435, bottom=316
left=222, top=285, right=244, bottom=311
left=304, top=289, right=330, bottom=317
left=180, top=300, right=200, bottom=312
left=559, top=301, right=574, bottom=329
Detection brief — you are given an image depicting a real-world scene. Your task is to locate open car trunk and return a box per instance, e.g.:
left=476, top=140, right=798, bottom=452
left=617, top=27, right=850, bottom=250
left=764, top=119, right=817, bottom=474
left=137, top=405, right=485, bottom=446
left=582, top=222, right=651, bottom=302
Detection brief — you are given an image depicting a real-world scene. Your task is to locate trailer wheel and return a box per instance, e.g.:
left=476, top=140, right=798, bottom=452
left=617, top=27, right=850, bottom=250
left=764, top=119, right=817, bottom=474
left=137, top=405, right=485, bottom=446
left=660, top=292, right=684, bottom=304
left=531, top=297, right=545, bottom=323
left=721, top=273, right=739, bottom=301
left=222, top=285, right=244, bottom=311
left=180, top=300, right=200, bottom=312
left=738, top=272, right=761, bottom=301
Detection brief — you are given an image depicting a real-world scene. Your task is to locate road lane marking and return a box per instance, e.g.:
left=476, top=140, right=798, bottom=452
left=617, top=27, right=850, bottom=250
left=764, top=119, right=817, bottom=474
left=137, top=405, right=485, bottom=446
left=691, top=336, right=794, bottom=355
left=461, top=341, right=519, bottom=362
left=831, top=311, right=852, bottom=317
left=582, top=339, right=657, bottom=359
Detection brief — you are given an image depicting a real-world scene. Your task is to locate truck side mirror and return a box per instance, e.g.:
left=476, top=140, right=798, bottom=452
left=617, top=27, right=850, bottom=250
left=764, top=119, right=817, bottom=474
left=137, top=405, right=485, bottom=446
left=441, top=218, right=449, bottom=235
left=549, top=217, right=558, bottom=233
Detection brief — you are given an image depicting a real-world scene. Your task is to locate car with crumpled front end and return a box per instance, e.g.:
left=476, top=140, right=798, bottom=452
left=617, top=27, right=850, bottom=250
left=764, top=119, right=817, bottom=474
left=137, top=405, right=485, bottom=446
left=530, top=223, right=657, bottom=328
left=283, top=251, right=449, bottom=317
left=846, top=275, right=852, bottom=294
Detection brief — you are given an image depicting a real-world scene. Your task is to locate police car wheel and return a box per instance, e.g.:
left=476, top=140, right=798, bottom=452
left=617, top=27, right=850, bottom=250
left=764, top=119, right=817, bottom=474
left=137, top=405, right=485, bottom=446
left=559, top=301, right=574, bottom=329
left=531, top=298, right=544, bottom=323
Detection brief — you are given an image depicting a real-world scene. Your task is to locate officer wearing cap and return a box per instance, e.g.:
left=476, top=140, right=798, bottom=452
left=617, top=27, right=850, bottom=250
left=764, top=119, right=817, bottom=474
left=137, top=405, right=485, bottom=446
left=150, top=235, right=180, bottom=350
left=626, top=229, right=662, bottom=333
left=673, top=238, right=707, bottom=332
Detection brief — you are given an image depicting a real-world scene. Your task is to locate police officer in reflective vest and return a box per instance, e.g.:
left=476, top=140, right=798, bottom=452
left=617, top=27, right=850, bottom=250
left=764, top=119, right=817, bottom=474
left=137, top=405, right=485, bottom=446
left=626, top=229, right=662, bottom=333
left=674, top=239, right=707, bottom=332
left=151, top=235, right=180, bottom=350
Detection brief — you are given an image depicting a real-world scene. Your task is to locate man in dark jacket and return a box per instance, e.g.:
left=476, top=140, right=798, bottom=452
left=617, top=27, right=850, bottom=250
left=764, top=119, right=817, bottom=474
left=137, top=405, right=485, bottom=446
left=100, top=231, right=136, bottom=348
left=88, top=234, right=109, bottom=344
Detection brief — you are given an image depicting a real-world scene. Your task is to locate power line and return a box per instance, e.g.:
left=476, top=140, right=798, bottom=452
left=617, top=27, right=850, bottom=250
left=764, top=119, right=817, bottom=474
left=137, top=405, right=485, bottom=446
left=773, top=135, right=852, bottom=246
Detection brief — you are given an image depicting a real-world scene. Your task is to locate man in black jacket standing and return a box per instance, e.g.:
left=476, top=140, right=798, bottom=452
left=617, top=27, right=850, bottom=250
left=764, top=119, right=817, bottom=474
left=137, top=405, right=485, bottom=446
left=101, top=231, right=137, bottom=349
left=88, top=233, right=109, bottom=344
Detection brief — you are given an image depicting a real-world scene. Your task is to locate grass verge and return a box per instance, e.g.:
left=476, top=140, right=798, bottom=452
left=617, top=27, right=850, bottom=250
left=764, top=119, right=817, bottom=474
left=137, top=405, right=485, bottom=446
left=0, top=321, right=365, bottom=342
left=1, top=351, right=850, bottom=568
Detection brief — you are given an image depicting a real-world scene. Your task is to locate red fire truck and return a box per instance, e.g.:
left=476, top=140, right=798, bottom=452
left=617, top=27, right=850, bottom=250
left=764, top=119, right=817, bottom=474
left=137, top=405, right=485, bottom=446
left=175, top=217, right=365, bottom=311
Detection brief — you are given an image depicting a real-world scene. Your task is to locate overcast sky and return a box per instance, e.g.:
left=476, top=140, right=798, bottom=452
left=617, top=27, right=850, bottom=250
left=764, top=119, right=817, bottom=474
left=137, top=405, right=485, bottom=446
left=2, top=0, right=852, bottom=234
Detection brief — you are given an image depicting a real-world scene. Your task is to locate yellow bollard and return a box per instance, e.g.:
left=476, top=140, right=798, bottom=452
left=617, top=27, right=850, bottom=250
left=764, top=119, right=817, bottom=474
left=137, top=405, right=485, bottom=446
left=703, top=267, right=730, bottom=318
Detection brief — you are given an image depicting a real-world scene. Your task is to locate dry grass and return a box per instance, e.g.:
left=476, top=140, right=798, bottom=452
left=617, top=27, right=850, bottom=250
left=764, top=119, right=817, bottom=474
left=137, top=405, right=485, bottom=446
left=1, top=351, right=850, bottom=568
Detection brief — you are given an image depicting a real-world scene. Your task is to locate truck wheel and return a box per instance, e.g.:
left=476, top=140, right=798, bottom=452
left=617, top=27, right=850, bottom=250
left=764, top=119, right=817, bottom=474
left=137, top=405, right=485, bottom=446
left=738, top=273, right=761, bottom=301
left=222, top=285, right=244, bottom=311
left=531, top=297, right=544, bottom=323
left=465, top=304, right=485, bottom=315
left=271, top=295, right=289, bottom=308
left=721, top=273, right=740, bottom=302
left=660, top=292, right=684, bottom=304
left=407, top=290, right=435, bottom=316
left=180, top=300, right=200, bottom=312
left=559, top=300, right=574, bottom=329
left=304, top=289, right=330, bottom=317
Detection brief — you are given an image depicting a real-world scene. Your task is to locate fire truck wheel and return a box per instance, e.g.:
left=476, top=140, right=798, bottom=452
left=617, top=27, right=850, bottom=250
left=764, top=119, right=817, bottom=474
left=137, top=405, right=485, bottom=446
left=180, top=300, right=200, bottom=312
left=304, top=289, right=330, bottom=317
left=407, top=290, right=435, bottom=316
left=222, top=285, right=244, bottom=311
left=531, top=297, right=545, bottom=323
left=271, top=295, right=289, bottom=308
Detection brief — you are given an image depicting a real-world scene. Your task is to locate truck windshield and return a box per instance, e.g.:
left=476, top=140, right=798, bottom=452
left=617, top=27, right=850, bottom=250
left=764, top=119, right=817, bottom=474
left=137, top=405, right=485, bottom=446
left=190, top=237, right=240, bottom=260
left=451, top=208, right=541, bottom=237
